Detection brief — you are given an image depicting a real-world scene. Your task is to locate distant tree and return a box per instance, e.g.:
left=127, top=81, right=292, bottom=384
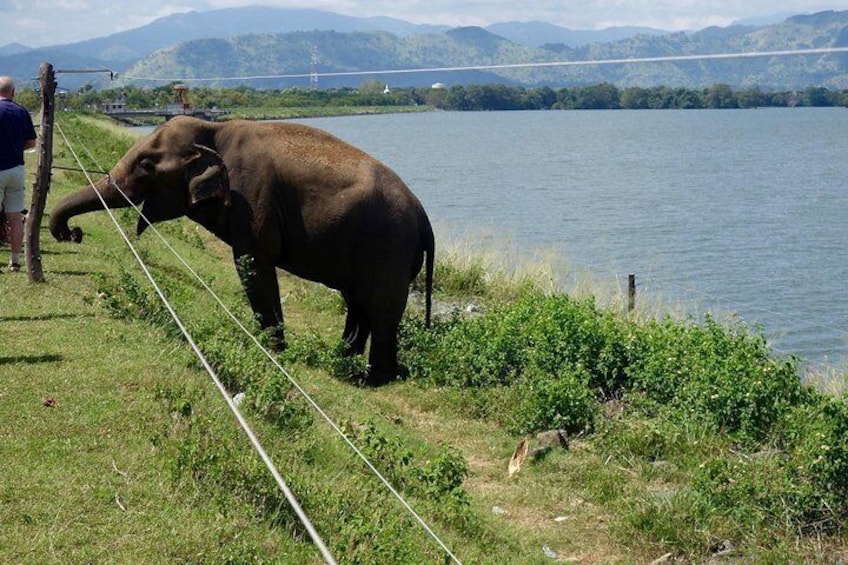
left=15, top=88, right=39, bottom=112
left=463, top=84, right=525, bottom=111
left=358, top=79, right=387, bottom=96
left=673, top=88, right=703, bottom=109
left=525, top=86, right=557, bottom=109
left=444, top=85, right=470, bottom=110
left=799, top=86, right=834, bottom=107
left=620, top=87, right=651, bottom=109
left=573, top=83, right=620, bottom=109
left=704, top=84, right=737, bottom=109
left=553, top=87, right=576, bottom=109
left=737, top=87, right=765, bottom=108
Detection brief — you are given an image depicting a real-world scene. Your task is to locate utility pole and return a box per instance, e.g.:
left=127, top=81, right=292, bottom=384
left=25, top=64, right=112, bottom=283
left=26, top=62, right=56, bottom=283
left=310, top=43, right=319, bottom=90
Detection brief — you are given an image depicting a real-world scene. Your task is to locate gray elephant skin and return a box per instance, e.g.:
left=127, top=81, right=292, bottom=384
left=50, top=116, right=434, bottom=386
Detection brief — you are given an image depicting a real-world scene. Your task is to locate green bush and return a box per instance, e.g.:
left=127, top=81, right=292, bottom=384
left=626, top=315, right=804, bottom=442
left=508, top=366, right=597, bottom=435
left=398, top=280, right=848, bottom=550
left=400, top=290, right=629, bottom=432
left=95, top=270, right=174, bottom=330
left=777, top=397, right=848, bottom=528
left=341, top=421, right=474, bottom=531
left=402, top=291, right=629, bottom=388
left=344, top=422, right=470, bottom=503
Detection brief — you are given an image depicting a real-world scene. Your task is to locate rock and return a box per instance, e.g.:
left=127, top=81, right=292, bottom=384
left=536, top=429, right=569, bottom=450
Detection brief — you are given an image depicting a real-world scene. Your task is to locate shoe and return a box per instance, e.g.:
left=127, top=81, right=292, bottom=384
left=8, top=262, right=21, bottom=272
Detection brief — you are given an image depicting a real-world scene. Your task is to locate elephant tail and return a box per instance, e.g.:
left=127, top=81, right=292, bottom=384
left=422, top=215, right=435, bottom=329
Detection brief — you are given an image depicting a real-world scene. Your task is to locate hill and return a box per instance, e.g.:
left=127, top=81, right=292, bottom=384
left=486, top=21, right=668, bottom=47
left=3, top=7, right=848, bottom=90
left=118, top=28, right=537, bottom=89
left=54, top=6, right=451, bottom=64
left=0, top=42, right=30, bottom=56
left=115, top=12, right=848, bottom=90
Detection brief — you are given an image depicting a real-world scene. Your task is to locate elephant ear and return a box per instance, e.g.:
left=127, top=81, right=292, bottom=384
left=185, top=144, right=231, bottom=208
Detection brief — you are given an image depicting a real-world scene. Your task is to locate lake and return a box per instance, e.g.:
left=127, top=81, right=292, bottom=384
left=291, top=109, right=848, bottom=367
left=138, top=108, right=848, bottom=366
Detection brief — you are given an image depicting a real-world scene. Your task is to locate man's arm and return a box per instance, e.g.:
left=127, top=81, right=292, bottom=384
left=24, top=138, right=36, bottom=150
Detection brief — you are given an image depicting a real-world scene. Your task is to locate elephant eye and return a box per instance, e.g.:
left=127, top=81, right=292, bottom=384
left=139, top=158, right=155, bottom=175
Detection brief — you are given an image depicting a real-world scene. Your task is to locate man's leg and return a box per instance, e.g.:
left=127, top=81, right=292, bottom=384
left=1, top=165, right=27, bottom=271
left=6, top=211, right=23, bottom=269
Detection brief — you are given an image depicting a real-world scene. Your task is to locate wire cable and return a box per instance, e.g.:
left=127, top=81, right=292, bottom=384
left=120, top=46, right=848, bottom=83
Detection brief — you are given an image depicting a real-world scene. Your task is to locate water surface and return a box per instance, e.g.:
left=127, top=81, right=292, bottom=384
left=291, top=109, right=848, bottom=365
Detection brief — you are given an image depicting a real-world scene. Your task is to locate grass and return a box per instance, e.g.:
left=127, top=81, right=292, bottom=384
left=2, top=112, right=848, bottom=563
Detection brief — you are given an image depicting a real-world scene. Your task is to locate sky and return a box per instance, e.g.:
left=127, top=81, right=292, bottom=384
left=4, top=1, right=848, bottom=48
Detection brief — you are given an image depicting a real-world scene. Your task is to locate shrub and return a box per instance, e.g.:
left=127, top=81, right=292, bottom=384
left=507, top=366, right=597, bottom=435
left=95, top=270, right=174, bottom=330
left=777, top=397, right=848, bottom=528
left=341, top=421, right=474, bottom=527
left=626, top=315, right=804, bottom=442
left=400, top=289, right=629, bottom=432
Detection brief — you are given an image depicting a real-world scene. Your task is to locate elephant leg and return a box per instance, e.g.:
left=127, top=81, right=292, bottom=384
left=362, top=286, right=408, bottom=387
left=234, top=253, right=285, bottom=350
left=365, top=323, right=400, bottom=387
left=341, top=293, right=370, bottom=357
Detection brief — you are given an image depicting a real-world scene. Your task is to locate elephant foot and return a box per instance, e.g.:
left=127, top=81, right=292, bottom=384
left=262, top=326, right=287, bottom=352
left=340, top=343, right=357, bottom=357
left=352, top=365, right=395, bottom=388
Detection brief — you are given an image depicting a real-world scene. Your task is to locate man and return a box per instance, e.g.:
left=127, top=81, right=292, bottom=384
left=0, top=76, right=37, bottom=272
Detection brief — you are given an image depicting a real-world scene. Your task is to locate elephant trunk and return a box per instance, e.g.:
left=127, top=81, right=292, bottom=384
left=49, top=172, right=135, bottom=242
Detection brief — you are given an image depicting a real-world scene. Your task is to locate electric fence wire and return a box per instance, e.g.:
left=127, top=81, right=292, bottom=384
left=55, top=122, right=339, bottom=565
left=119, top=46, right=848, bottom=83
left=59, top=124, right=464, bottom=565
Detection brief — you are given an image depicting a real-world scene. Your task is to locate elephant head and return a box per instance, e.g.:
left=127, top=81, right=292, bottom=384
left=50, top=118, right=230, bottom=242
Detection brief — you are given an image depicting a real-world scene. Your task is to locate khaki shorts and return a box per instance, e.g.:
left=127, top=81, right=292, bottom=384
left=0, top=165, right=26, bottom=213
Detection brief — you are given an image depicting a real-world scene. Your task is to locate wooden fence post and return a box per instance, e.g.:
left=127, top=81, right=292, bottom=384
left=628, top=273, right=636, bottom=313
left=26, top=62, right=56, bottom=283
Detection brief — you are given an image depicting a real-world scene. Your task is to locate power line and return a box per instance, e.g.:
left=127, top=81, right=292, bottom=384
left=310, top=43, right=319, bottom=90
left=120, top=46, right=848, bottom=83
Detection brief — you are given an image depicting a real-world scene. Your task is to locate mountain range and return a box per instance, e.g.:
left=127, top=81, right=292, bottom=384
left=2, top=7, right=847, bottom=91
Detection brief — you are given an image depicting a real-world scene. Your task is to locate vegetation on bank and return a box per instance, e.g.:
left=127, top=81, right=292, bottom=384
left=14, top=81, right=848, bottom=118
left=2, top=113, right=848, bottom=563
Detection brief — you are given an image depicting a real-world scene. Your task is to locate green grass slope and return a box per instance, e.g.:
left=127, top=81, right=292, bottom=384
left=2, top=114, right=847, bottom=564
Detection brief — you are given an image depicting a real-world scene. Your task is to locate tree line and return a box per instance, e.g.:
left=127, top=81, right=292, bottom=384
left=18, top=81, right=848, bottom=112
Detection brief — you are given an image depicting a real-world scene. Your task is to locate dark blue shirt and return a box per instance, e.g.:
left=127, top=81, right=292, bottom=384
left=0, top=99, right=37, bottom=171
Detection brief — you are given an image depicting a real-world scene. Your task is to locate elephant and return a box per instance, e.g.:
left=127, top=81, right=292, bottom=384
left=50, top=116, right=434, bottom=386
